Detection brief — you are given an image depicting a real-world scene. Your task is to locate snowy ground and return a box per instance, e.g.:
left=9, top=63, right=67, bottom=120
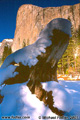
left=0, top=80, right=80, bottom=120
left=59, top=80, right=80, bottom=120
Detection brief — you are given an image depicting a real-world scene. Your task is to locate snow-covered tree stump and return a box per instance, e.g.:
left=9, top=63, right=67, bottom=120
left=0, top=18, right=73, bottom=118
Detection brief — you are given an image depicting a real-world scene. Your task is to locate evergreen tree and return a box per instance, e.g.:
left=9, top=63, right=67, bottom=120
left=57, top=38, right=76, bottom=74
left=22, top=39, right=26, bottom=48
left=2, top=45, right=12, bottom=63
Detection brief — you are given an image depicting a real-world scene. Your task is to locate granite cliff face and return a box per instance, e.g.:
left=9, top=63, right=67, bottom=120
left=12, top=3, right=80, bottom=52
left=0, top=39, right=13, bottom=58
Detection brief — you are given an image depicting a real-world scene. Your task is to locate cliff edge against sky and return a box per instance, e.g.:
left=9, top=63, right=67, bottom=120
left=12, top=3, right=80, bottom=52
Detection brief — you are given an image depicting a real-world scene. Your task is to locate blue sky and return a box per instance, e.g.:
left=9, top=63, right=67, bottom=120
left=0, top=0, right=79, bottom=42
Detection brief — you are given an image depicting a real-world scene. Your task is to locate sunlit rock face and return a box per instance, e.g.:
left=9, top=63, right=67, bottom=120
left=12, top=3, right=80, bottom=52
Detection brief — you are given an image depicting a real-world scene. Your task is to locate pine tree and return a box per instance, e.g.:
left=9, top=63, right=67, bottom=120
left=57, top=38, right=75, bottom=74
left=22, top=39, right=26, bottom=48
left=2, top=45, right=12, bottom=63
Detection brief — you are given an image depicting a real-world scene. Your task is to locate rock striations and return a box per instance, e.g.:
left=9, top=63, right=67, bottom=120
left=12, top=3, right=80, bottom=52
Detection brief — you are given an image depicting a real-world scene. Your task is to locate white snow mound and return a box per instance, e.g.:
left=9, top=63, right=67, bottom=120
left=42, top=81, right=73, bottom=112
left=1, top=83, right=60, bottom=120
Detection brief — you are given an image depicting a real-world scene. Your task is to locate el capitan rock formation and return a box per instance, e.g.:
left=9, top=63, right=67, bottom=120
left=0, top=3, right=80, bottom=55
left=12, top=3, right=80, bottom=52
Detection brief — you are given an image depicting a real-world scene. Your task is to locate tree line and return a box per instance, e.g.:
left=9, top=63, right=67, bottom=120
left=57, top=26, right=80, bottom=76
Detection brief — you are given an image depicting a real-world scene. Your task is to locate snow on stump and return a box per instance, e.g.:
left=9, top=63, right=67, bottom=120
left=0, top=18, right=72, bottom=117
